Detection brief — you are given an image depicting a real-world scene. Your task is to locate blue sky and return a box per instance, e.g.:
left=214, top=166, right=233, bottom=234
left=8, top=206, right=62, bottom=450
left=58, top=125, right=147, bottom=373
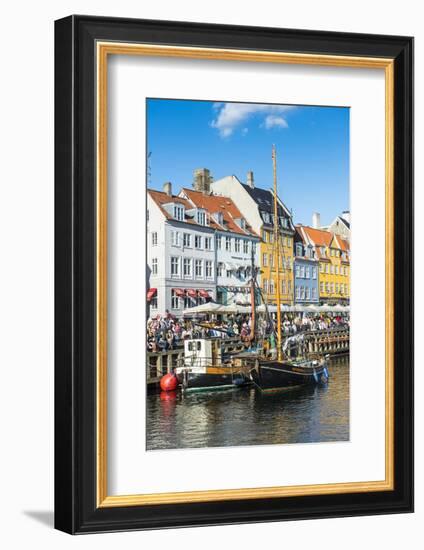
left=146, top=98, right=349, bottom=227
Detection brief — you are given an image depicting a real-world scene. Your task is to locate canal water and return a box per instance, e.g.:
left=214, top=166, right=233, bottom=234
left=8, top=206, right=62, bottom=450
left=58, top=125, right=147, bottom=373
left=146, top=355, right=349, bottom=451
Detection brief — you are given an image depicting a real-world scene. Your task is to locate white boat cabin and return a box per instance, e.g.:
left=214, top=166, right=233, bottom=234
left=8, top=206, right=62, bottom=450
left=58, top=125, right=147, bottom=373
left=183, top=339, right=222, bottom=369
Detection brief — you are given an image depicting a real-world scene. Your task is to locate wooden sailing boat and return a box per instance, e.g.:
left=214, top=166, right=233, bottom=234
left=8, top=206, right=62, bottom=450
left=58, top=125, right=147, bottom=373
left=248, top=145, right=329, bottom=392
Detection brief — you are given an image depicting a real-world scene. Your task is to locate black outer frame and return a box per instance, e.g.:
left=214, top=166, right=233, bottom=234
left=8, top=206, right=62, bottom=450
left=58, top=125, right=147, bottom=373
left=54, top=15, right=414, bottom=534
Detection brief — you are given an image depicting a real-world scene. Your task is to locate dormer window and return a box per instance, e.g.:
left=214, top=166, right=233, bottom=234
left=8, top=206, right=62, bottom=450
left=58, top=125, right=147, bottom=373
left=173, top=204, right=185, bottom=221
left=213, top=212, right=224, bottom=225
left=235, top=217, right=246, bottom=229
left=296, top=243, right=303, bottom=257
left=196, top=209, right=207, bottom=226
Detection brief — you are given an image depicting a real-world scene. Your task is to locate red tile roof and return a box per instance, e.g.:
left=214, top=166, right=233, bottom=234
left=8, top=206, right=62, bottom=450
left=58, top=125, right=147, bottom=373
left=180, top=188, right=259, bottom=237
left=297, top=224, right=350, bottom=260
left=148, top=189, right=201, bottom=227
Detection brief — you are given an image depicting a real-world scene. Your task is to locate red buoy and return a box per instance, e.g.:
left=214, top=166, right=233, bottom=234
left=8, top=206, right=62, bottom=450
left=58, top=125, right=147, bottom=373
left=160, top=373, right=178, bottom=392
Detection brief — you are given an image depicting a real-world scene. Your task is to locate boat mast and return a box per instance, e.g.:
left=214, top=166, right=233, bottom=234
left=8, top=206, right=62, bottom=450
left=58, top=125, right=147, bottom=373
left=272, top=145, right=283, bottom=361
left=249, top=242, right=256, bottom=342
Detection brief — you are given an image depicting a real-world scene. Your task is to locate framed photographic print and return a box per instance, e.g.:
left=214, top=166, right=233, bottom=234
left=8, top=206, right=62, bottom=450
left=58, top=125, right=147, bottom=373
left=54, top=15, right=414, bottom=533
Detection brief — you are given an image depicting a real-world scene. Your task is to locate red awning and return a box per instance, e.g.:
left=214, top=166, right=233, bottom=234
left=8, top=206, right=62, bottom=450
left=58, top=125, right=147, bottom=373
left=146, top=288, right=157, bottom=301
left=174, top=288, right=185, bottom=297
left=187, top=289, right=197, bottom=298
left=198, top=289, right=210, bottom=298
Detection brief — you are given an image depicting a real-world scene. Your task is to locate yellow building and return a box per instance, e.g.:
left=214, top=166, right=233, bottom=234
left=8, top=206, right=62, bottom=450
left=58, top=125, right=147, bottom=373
left=300, top=226, right=350, bottom=304
left=260, top=228, right=294, bottom=305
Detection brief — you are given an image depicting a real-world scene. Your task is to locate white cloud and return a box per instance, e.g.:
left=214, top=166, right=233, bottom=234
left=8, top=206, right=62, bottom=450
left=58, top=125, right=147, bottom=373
left=210, top=103, right=294, bottom=138
left=263, top=115, right=288, bottom=129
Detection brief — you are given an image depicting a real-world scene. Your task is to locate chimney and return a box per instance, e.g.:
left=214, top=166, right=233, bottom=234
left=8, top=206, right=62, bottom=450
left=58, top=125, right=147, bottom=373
left=342, top=210, right=350, bottom=224
left=247, top=170, right=254, bottom=188
left=193, top=168, right=212, bottom=194
left=163, top=181, right=172, bottom=196
left=312, top=212, right=321, bottom=229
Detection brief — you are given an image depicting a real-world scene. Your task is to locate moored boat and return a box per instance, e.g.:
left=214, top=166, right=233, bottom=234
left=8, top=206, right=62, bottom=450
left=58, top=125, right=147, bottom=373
left=175, top=338, right=248, bottom=392
left=244, top=145, right=330, bottom=392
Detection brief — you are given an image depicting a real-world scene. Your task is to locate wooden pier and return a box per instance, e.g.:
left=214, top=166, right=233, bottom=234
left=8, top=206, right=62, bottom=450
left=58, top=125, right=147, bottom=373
left=146, top=328, right=349, bottom=386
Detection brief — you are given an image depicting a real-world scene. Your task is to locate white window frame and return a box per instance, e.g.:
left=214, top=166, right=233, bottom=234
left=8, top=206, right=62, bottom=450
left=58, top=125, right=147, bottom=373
left=152, top=258, right=158, bottom=275
left=170, top=256, right=180, bottom=277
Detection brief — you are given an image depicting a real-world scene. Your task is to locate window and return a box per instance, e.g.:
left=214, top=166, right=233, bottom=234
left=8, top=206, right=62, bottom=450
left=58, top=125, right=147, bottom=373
left=183, top=296, right=192, bottom=308
left=171, top=289, right=179, bottom=309
left=262, top=253, right=268, bottom=266
left=269, top=254, right=274, bottom=268
left=152, top=232, right=158, bottom=246
left=226, top=270, right=232, bottom=278
left=217, top=263, right=223, bottom=277
left=225, top=236, right=231, bottom=251
left=300, top=287, right=306, bottom=300
left=252, top=242, right=256, bottom=254
left=171, top=231, right=180, bottom=246
left=152, top=258, right=158, bottom=275
left=305, top=266, right=310, bottom=279
left=335, top=283, right=339, bottom=293
left=269, top=280, right=275, bottom=294
left=325, top=282, right=330, bottom=294
left=269, top=232, right=274, bottom=244
left=325, top=264, right=330, bottom=274
left=287, top=237, right=292, bottom=247
left=300, top=265, right=305, bottom=278
left=282, top=279, right=286, bottom=294
left=320, top=263, right=324, bottom=273
left=262, top=230, right=267, bottom=242
left=263, top=279, right=268, bottom=293
left=235, top=238, right=241, bottom=253
left=320, top=282, right=324, bottom=294
left=183, top=233, right=191, bottom=247
left=335, top=265, right=339, bottom=275
left=194, top=235, right=202, bottom=249
left=195, top=259, right=203, bottom=278
left=330, top=283, right=334, bottom=294
left=312, top=267, right=317, bottom=279
left=295, top=265, right=300, bottom=278
left=312, top=288, right=317, bottom=300
left=243, top=240, right=249, bottom=254
left=205, top=260, right=213, bottom=278
left=295, top=286, right=300, bottom=300
left=197, top=210, right=207, bottom=225
left=296, top=243, right=303, bottom=257
left=173, top=205, right=184, bottom=221
left=306, top=287, right=310, bottom=300
left=150, top=296, right=158, bottom=309
left=205, top=236, right=212, bottom=250
left=183, top=258, right=192, bottom=277
left=170, top=257, right=179, bottom=277
left=330, top=265, right=334, bottom=274
left=216, top=235, right=222, bottom=250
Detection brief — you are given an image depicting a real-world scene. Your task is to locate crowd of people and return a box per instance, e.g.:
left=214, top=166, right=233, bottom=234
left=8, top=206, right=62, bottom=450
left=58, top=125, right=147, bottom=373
left=146, top=311, right=349, bottom=352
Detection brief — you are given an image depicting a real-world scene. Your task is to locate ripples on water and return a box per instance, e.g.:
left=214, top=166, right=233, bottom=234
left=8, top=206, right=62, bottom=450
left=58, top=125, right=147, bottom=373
left=146, top=356, right=349, bottom=450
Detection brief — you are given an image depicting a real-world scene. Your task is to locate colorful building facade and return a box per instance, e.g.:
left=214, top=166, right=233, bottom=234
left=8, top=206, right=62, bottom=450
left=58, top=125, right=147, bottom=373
left=179, top=188, right=260, bottom=306
left=298, top=225, right=350, bottom=304
left=293, top=227, right=319, bottom=304
left=211, top=172, right=295, bottom=305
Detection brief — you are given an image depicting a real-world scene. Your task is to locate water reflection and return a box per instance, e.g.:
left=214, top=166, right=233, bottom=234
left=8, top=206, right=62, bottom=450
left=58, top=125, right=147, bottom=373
left=146, top=356, right=349, bottom=450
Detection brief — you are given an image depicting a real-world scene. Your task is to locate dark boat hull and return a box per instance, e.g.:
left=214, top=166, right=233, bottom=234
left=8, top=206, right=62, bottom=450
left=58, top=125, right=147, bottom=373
left=176, top=369, right=247, bottom=392
left=250, top=360, right=329, bottom=392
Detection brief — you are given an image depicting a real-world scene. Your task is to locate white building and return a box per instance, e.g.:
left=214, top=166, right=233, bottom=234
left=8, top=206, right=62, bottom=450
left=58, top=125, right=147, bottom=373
left=147, top=184, right=216, bottom=316
left=180, top=188, right=260, bottom=306
left=317, top=210, right=351, bottom=241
